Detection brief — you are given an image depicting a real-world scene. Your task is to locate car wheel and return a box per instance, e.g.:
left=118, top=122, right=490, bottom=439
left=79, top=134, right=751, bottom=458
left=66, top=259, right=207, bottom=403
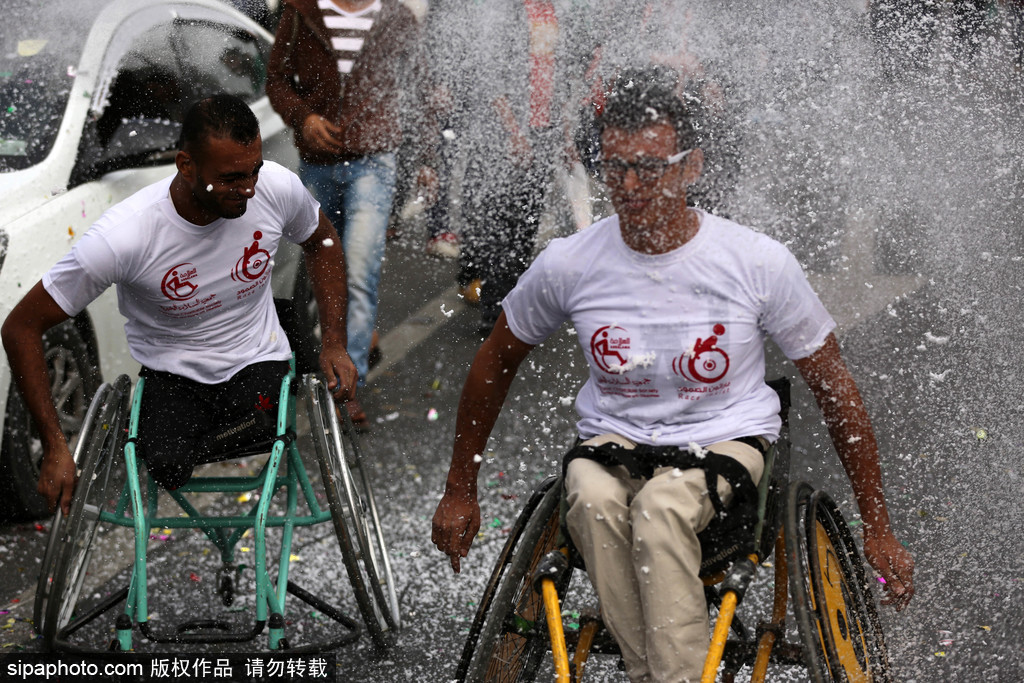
left=0, top=321, right=100, bottom=522
left=285, top=264, right=321, bottom=376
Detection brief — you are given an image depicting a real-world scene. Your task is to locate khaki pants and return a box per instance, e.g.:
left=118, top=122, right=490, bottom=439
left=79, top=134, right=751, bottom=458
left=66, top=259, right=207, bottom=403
left=565, top=435, right=765, bottom=683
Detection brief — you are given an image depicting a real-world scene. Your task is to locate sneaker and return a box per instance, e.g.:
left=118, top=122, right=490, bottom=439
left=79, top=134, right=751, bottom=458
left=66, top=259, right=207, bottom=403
left=458, top=278, right=482, bottom=306
left=426, top=232, right=460, bottom=259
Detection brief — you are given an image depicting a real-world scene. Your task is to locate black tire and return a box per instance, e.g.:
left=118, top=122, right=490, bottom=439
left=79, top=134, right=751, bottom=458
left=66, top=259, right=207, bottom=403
left=1, top=321, right=100, bottom=521
left=457, top=476, right=571, bottom=683
left=785, top=481, right=892, bottom=682
left=40, top=375, right=130, bottom=649
left=306, top=376, right=399, bottom=650
left=283, top=265, right=321, bottom=376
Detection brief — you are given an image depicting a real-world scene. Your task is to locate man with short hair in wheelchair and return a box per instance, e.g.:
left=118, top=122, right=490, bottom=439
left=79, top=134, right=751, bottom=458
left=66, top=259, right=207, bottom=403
left=2, top=94, right=357, bottom=515
left=432, top=66, right=915, bottom=682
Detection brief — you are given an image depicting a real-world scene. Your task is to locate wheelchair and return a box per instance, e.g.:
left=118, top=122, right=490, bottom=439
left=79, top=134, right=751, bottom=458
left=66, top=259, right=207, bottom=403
left=33, top=363, right=400, bottom=654
left=455, top=378, right=892, bottom=682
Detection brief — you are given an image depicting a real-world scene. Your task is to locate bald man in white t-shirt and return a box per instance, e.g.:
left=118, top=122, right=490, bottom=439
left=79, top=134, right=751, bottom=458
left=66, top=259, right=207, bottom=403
left=2, top=95, right=357, bottom=514
left=432, top=67, right=915, bottom=682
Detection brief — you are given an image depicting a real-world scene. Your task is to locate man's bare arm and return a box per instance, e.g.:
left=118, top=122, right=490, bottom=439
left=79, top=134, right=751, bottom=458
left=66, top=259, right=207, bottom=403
left=299, top=211, right=357, bottom=401
left=431, top=313, right=534, bottom=573
left=1, top=282, right=76, bottom=513
left=794, top=332, right=914, bottom=609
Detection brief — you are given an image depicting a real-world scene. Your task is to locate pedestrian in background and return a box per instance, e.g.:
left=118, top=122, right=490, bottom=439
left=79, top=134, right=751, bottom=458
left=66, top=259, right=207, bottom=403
left=267, top=0, right=437, bottom=426
left=448, top=0, right=569, bottom=334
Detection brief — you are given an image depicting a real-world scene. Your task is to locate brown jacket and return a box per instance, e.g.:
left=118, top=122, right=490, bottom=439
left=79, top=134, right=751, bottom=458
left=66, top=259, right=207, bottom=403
left=266, top=0, right=433, bottom=165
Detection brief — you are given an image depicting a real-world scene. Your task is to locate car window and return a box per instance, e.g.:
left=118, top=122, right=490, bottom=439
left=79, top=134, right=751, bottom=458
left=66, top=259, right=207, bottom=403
left=80, top=15, right=269, bottom=181
left=174, top=20, right=269, bottom=103
left=0, top=0, right=96, bottom=172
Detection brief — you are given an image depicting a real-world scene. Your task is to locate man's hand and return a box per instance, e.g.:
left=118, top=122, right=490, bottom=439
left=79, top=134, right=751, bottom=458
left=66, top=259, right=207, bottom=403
left=863, top=527, right=915, bottom=611
left=301, top=114, right=345, bottom=155
left=319, top=339, right=357, bottom=403
left=38, top=444, right=76, bottom=515
left=431, top=490, right=481, bottom=574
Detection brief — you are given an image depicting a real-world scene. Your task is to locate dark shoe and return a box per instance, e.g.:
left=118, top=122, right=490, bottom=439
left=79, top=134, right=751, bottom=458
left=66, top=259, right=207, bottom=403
left=368, top=330, right=382, bottom=369
left=345, top=399, right=369, bottom=430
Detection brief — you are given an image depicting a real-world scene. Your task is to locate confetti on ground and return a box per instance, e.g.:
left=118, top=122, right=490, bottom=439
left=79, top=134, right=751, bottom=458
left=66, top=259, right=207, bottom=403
left=488, top=518, right=502, bottom=529
left=934, top=652, right=946, bottom=657
left=971, top=427, right=988, bottom=440
left=978, top=625, right=991, bottom=631
left=877, top=577, right=887, bottom=584
left=431, top=379, right=441, bottom=390
left=189, top=572, right=201, bottom=582
left=427, top=408, right=439, bottom=421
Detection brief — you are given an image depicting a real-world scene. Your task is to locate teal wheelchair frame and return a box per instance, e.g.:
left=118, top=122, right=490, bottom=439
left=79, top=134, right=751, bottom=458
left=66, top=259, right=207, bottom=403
left=34, top=364, right=399, bottom=653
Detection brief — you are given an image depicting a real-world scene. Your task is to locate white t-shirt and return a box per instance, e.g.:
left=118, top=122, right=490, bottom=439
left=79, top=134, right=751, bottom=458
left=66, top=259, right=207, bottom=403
left=43, top=161, right=319, bottom=384
left=502, top=210, right=835, bottom=446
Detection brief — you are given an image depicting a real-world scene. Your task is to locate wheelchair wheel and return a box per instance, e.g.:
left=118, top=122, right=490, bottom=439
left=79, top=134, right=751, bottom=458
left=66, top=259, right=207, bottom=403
left=456, top=476, right=571, bottom=683
left=785, top=481, right=892, bottom=682
left=39, top=376, right=131, bottom=649
left=306, top=377, right=400, bottom=650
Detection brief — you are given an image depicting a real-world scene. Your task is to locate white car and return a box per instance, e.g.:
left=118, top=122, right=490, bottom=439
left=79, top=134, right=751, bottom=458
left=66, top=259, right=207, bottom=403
left=0, top=0, right=315, bottom=520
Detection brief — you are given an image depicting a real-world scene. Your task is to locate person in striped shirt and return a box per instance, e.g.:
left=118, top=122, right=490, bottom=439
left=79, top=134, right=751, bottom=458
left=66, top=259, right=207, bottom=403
left=268, top=0, right=437, bottom=427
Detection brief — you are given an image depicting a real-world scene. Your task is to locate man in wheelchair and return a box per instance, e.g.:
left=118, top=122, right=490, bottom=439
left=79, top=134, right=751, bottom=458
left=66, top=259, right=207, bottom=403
left=433, top=67, right=914, bottom=682
left=3, top=93, right=357, bottom=513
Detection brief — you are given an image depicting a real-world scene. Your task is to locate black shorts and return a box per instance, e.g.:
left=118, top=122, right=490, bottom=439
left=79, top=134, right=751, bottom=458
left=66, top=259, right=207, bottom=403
left=136, top=360, right=290, bottom=490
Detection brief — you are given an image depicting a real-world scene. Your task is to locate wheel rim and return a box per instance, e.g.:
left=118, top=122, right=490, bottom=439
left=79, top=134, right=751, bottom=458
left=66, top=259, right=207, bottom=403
left=24, top=336, right=92, bottom=480
left=806, top=492, right=890, bottom=682
left=348, top=443, right=401, bottom=629
left=786, top=482, right=890, bottom=683
left=462, top=479, right=568, bottom=683
left=44, top=378, right=129, bottom=646
left=482, top=513, right=560, bottom=681
left=307, top=377, right=398, bottom=647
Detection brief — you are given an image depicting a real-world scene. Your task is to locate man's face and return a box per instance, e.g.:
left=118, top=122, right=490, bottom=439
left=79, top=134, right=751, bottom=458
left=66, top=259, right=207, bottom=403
left=600, top=122, right=688, bottom=231
left=185, top=134, right=263, bottom=220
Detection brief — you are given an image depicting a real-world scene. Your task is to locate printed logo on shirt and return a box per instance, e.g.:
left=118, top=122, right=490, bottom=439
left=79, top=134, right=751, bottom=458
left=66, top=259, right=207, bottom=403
left=673, top=324, right=730, bottom=384
left=232, top=231, right=271, bottom=283
left=161, top=262, right=199, bottom=301
left=590, top=325, right=632, bottom=373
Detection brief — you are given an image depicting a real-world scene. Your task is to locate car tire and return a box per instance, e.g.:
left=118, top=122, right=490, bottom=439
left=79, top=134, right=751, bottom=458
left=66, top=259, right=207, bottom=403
left=280, top=264, right=321, bottom=376
left=0, top=321, right=100, bottom=522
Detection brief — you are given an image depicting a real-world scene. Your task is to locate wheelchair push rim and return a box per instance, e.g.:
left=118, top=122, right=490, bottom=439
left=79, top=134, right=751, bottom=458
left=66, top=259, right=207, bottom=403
left=306, top=376, right=400, bottom=650
left=785, top=481, right=892, bottom=683
left=39, top=376, right=131, bottom=649
left=457, top=475, right=571, bottom=683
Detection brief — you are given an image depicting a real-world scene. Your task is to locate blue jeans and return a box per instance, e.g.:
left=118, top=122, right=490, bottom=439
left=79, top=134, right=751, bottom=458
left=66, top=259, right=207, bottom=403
left=300, top=153, right=397, bottom=385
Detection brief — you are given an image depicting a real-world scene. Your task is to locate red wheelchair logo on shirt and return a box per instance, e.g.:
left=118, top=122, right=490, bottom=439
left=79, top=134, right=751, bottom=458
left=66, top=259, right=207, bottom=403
left=673, top=324, right=730, bottom=384
left=590, top=325, right=632, bottom=373
left=232, top=231, right=270, bottom=283
left=161, top=263, right=199, bottom=301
